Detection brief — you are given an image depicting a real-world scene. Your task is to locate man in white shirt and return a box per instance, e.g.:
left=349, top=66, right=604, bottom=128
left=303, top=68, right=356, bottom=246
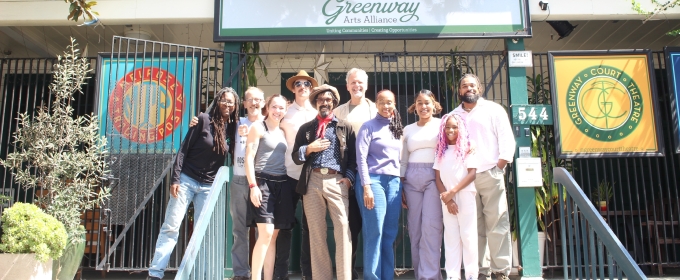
left=451, top=74, right=516, bottom=280
left=333, top=68, right=377, bottom=280
left=232, top=87, right=265, bottom=280
left=276, top=70, right=318, bottom=280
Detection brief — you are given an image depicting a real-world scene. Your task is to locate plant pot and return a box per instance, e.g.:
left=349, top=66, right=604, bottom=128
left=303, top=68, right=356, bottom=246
left=598, top=201, right=607, bottom=212
left=52, top=234, right=86, bottom=280
left=0, top=253, right=53, bottom=279
left=538, top=231, right=546, bottom=267
left=513, top=233, right=547, bottom=270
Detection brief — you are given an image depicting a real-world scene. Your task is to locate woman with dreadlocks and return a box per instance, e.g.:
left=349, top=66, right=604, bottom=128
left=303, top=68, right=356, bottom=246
left=433, top=113, right=479, bottom=280
left=148, top=87, right=239, bottom=280
left=355, top=89, right=403, bottom=280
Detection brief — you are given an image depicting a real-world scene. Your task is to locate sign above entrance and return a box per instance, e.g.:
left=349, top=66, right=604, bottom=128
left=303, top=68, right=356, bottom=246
left=214, top=0, right=531, bottom=41
left=548, top=50, right=664, bottom=158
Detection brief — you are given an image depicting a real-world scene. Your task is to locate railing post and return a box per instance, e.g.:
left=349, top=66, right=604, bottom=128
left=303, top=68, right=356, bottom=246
left=223, top=42, right=242, bottom=92
left=222, top=42, right=241, bottom=279
left=505, top=38, right=542, bottom=278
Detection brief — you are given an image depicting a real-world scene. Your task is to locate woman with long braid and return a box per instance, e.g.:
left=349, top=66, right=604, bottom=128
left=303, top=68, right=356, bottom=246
left=434, top=113, right=479, bottom=280
left=148, top=87, right=239, bottom=280
left=355, top=89, right=404, bottom=280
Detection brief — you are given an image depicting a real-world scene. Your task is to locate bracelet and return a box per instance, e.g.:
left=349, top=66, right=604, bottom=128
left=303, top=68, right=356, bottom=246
left=249, top=183, right=257, bottom=189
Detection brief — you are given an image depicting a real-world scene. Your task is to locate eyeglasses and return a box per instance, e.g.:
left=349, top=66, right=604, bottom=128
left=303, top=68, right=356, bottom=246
left=316, top=97, right=334, bottom=104
left=245, top=98, right=263, bottom=103
left=294, top=81, right=312, bottom=88
left=218, top=100, right=235, bottom=106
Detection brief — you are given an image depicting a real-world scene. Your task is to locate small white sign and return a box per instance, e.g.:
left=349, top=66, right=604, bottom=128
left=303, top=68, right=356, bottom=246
left=519, top=146, right=531, bottom=158
left=508, top=50, right=533, bottom=67
left=516, top=157, right=543, bottom=187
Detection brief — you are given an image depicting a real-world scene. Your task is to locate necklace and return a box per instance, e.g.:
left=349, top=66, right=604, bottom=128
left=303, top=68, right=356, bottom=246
left=462, top=101, right=478, bottom=112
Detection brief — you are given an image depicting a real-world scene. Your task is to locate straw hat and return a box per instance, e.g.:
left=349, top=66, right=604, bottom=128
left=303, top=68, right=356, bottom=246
left=285, top=70, right=319, bottom=92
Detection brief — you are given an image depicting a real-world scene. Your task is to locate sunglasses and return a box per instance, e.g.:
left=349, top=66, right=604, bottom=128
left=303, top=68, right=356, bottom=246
left=294, top=81, right=312, bottom=88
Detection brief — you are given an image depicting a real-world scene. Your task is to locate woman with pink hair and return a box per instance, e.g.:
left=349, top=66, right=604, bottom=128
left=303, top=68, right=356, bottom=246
left=433, top=113, right=479, bottom=280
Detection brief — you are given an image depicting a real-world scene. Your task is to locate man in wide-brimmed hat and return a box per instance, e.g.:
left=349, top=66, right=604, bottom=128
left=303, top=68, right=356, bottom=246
left=291, top=84, right=356, bottom=280
left=276, top=70, right=319, bottom=280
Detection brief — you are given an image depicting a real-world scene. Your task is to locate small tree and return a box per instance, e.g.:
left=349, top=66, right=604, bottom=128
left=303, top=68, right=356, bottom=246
left=0, top=38, right=110, bottom=241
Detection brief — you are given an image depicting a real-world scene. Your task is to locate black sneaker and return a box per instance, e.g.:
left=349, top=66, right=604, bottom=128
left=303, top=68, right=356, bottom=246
left=478, top=273, right=491, bottom=280
left=493, top=272, right=509, bottom=280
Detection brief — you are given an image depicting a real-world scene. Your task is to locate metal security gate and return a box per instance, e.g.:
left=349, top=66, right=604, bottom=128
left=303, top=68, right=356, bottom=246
left=91, top=36, right=242, bottom=272
left=0, top=57, right=97, bottom=207
left=371, top=51, right=513, bottom=272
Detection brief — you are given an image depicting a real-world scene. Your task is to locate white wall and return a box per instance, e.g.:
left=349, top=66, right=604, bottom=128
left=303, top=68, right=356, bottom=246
left=2, top=0, right=680, bottom=26
left=0, top=0, right=214, bottom=26
left=528, top=0, right=680, bottom=21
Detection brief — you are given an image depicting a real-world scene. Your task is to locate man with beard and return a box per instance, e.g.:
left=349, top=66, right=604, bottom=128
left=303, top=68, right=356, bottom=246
left=277, top=70, right=318, bottom=280
left=292, top=84, right=356, bottom=280
left=333, top=68, right=376, bottom=279
left=451, top=74, right=516, bottom=280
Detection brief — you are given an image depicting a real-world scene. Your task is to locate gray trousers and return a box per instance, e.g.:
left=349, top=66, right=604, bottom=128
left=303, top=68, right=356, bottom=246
left=229, top=175, right=251, bottom=277
left=403, top=163, right=443, bottom=280
left=476, top=167, right=512, bottom=276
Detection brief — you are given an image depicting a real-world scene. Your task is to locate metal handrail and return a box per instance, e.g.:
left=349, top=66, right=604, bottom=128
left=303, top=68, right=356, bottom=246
left=175, top=166, right=230, bottom=280
left=553, top=167, right=646, bottom=280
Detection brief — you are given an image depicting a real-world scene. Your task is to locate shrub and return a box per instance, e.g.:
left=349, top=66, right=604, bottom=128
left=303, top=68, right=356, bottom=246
left=0, top=38, right=110, bottom=241
left=0, top=202, right=67, bottom=262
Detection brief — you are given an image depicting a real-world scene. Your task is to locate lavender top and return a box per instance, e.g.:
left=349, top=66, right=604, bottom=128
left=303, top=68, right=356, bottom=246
left=356, top=114, right=402, bottom=186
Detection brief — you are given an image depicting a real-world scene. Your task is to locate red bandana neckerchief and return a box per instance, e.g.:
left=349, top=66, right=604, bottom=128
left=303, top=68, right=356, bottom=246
left=316, top=113, right=334, bottom=139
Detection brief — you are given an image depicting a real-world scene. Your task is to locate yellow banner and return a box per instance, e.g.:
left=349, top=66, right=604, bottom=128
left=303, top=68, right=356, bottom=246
left=552, top=54, right=661, bottom=157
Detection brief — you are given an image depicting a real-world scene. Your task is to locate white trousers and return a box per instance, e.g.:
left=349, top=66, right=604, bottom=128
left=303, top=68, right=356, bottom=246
left=443, top=190, right=479, bottom=280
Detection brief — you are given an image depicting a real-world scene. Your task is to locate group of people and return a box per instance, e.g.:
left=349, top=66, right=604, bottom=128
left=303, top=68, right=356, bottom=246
left=146, top=68, right=516, bottom=280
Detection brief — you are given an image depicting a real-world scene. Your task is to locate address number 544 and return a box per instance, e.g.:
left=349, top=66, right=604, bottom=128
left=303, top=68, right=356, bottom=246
left=518, top=106, right=549, bottom=121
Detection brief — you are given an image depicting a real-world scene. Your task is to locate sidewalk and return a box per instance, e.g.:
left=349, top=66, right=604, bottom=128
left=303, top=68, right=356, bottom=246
left=81, top=269, right=680, bottom=280
left=80, top=270, right=466, bottom=280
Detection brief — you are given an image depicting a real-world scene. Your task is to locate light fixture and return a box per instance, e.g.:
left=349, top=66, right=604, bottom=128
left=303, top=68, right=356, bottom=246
left=538, top=1, right=548, bottom=11
left=124, top=29, right=151, bottom=41
left=547, top=21, right=577, bottom=41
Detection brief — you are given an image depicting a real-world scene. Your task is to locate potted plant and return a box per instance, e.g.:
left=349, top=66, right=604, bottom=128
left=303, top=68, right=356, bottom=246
left=441, top=47, right=474, bottom=107
left=0, top=202, right=68, bottom=279
left=0, top=38, right=110, bottom=280
left=592, top=181, right=614, bottom=212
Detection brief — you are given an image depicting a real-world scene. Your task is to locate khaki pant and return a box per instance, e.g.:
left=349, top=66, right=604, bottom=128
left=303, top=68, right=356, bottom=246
left=304, top=172, right=352, bottom=280
left=476, top=167, right=512, bottom=276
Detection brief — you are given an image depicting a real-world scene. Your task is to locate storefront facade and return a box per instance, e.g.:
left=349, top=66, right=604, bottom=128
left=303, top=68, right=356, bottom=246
left=2, top=0, right=680, bottom=277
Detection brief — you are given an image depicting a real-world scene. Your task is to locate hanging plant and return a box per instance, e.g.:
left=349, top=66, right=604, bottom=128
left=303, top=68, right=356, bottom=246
left=65, top=0, right=98, bottom=22
left=240, top=42, right=268, bottom=88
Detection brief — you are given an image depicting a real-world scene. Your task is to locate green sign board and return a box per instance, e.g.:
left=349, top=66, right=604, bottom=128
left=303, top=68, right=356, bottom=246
left=214, top=0, right=531, bottom=41
left=511, top=104, right=553, bottom=125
